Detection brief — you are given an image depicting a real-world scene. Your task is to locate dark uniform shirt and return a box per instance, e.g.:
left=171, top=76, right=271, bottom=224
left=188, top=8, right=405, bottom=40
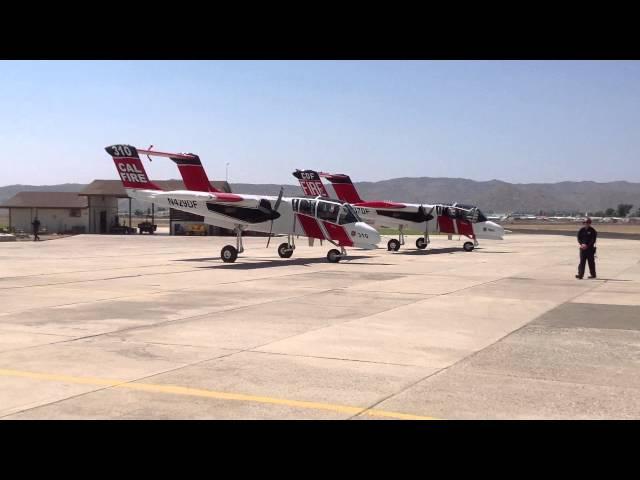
left=577, top=226, right=597, bottom=249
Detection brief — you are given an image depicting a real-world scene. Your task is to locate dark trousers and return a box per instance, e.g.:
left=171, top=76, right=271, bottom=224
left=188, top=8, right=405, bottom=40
left=33, top=230, right=40, bottom=241
left=578, top=247, right=596, bottom=278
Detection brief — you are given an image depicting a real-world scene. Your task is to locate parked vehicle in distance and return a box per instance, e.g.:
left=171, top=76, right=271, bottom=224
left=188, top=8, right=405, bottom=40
left=138, top=220, right=157, bottom=234
left=185, top=224, right=206, bottom=236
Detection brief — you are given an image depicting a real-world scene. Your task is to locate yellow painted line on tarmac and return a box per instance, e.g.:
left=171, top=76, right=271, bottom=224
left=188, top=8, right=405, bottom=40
left=0, top=368, right=439, bottom=420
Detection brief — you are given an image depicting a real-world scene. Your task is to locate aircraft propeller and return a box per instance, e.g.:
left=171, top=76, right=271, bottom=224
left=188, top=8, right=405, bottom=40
left=266, top=186, right=284, bottom=248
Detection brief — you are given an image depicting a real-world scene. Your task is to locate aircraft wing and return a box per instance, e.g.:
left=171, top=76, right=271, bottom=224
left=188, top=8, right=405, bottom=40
left=143, top=189, right=262, bottom=207
left=354, top=201, right=412, bottom=210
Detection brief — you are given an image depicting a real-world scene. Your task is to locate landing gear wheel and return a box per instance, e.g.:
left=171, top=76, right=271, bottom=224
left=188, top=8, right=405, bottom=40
left=463, top=241, right=474, bottom=252
left=387, top=239, right=401, bottom=251
left=327, top=249, right=342, bottom=263
left=278, top=243, right=294, bottom=258
left=221, top=245, right=238, bottom=263
left=416, top=237, right=427, bottom=249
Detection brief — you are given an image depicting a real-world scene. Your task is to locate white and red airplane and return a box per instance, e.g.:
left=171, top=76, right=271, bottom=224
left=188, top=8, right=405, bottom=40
left=292, top=170, right=504, bottom=252
left=105, top=145, right=380, bottom=263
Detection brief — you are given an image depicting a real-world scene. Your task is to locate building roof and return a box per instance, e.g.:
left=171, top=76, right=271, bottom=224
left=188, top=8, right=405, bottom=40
left=0, top=192, right=88, bottom=209
left=79, top=180, right=232, bottom=197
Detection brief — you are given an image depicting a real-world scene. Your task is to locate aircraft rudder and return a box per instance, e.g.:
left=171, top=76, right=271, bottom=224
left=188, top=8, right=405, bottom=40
left=169, top=154, right=221, bottom=193
left=292, top=169, right=330, bottom=197
left=105, top=144, right=161, bottom=190
left=322, top=173, right=363, bottom=203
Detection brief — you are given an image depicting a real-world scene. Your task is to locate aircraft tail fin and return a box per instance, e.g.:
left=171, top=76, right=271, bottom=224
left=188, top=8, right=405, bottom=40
left=321, top=173, right=363, bottom=203
left=292, top=170, right=330, bottom=197
left=168, top=154, right=221, bottom=193
left=105, top=145, right=162, bottom=190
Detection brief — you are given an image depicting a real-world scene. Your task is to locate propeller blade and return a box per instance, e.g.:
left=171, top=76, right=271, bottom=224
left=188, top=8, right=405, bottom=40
left=274, top=186, right=284, bottom=212
left=267, top=189, right=284, bottom=248
left=266, top=219, right=274, bottom=248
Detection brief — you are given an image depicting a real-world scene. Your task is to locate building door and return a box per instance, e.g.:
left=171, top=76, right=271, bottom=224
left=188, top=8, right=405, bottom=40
left=99, top=211, right=107, bottom=233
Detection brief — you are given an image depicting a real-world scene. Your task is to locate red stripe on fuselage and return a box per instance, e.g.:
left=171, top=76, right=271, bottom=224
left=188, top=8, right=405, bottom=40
left=322, top=221, right=354, bottom=247
left=437, top=216, right=454, bottom=233
left=296, top=214, right=325, bottom=240
left=457, top=219, right=474, bottom=238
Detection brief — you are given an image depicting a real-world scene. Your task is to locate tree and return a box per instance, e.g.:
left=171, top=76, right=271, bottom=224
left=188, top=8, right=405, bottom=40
left=635, top=208, right=640, bottom=218
left=617, top=204, right=633, bottom=218
left=604, top=208, right=616, bottom=216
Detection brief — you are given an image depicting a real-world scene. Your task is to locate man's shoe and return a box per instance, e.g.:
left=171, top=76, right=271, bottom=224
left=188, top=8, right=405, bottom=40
left=575, top=275, right=583, bottom=279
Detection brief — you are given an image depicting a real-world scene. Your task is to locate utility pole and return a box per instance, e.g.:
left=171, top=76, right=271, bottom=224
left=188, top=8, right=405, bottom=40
left=226, top=162, right=230, bottom=182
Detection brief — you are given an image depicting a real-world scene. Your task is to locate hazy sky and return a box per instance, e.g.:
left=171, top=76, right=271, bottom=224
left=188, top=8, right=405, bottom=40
left=1, top=60, right=639, bottom=186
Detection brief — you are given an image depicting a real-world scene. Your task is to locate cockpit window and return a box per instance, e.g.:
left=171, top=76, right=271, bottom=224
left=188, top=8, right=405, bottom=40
left=439, top=204, right=487, bottom=223
left=338, top=203, right=359, bottom=224
left=297, top=199, right=316, bottom=216
left=448, top=207, right=465, bottom=219
left=317, top=200, right=341, bottom=223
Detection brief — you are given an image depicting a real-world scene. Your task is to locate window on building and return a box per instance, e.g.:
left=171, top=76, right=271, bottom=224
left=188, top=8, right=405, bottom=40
left=70, top=208, right=82, bottom=217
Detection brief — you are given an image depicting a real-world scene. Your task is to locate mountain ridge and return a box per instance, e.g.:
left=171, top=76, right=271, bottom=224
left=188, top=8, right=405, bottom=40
left=2, top=178, right=639, bottom=214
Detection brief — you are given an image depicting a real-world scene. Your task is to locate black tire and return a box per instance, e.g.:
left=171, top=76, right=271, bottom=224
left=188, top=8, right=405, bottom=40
left=387, top=239, right=401, bottom=251
left=463, top=241, right=474, bottom=252
left=327, top=249, right=342, bottom=263
left=278, top=243, right=294, bottom=258
left=221, top=245, right=238, bottom=263
left=416, top=237, right=427, bottom=249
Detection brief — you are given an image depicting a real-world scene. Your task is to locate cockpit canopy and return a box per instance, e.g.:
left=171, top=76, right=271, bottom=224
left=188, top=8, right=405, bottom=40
left=437, top=203, right=488, bottom=223
left=293, top=198, right=360, bottom=225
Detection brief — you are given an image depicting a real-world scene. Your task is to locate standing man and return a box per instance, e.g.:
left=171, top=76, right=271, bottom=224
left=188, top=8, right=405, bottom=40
left=32, top=217, right=41, bottom=241
left=576, top=218, right=597, bottom=279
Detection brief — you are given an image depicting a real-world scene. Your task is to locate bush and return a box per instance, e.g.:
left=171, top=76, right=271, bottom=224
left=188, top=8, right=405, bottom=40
left=617, top=204, right=633, bottom=218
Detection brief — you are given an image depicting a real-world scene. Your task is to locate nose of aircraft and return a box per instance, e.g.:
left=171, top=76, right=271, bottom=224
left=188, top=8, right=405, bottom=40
left=353, top=222, right=381, bottom=248
left=475, top=220, right=504, bottom=240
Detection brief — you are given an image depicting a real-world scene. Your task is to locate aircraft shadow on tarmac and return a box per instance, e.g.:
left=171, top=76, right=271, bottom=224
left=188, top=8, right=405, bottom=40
left=588, top=278, right=631, bottom=282
left=399, top=248, right=512, bottom=255
left=174, top=256, right=393, bottom=269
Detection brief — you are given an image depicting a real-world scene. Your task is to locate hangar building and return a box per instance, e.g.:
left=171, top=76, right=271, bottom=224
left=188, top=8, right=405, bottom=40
left=0, top=192, right=89, bottom=234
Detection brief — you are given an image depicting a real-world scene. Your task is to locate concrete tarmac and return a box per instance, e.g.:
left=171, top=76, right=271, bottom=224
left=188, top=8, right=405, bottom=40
left=0, top=232, right=639, bottom=419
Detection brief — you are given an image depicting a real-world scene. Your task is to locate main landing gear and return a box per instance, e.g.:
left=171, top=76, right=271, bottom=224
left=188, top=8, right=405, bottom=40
left=221, top=226, right=245, bottom=263
left=387, top=226, right=405, bottom=251
left=220, top=228, right=345, bottom=264
left=387, top=239, right=401, bottom=251
left=415, top=229, right=431, bottom=250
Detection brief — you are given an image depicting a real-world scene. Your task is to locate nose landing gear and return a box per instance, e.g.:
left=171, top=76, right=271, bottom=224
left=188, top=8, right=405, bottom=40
left=327, top=246, right=347, bottom=263
left=278, top=234, right=295, bottom=258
